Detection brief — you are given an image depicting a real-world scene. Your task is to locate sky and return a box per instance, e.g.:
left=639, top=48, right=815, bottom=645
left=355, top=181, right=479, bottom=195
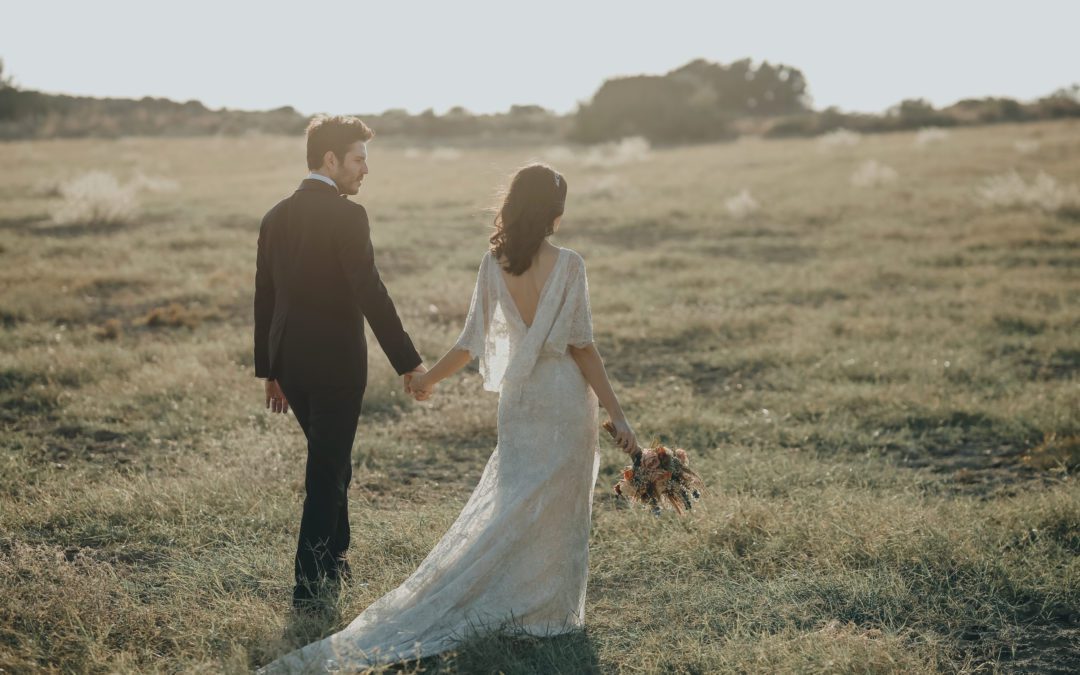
left=2, top=0, right=1078, bottom=116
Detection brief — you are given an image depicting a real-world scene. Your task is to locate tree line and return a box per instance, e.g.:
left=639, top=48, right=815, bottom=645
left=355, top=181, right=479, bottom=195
left=0, top=58, right=1076, bottom=144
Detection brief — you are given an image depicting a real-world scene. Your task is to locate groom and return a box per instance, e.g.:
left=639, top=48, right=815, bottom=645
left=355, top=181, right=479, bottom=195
left=254, top=115, right=426, bottom=610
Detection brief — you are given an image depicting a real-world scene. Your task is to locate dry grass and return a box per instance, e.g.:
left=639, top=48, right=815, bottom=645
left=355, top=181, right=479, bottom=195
left=137, top=302, right=205, bottom=329
left=1022, top=433, right=1080, bottom=471
left=0, top=120, right=1078, bottom=673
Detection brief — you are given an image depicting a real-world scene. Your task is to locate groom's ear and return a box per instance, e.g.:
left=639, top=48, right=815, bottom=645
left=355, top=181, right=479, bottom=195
left=321, top=149, right=337, bottom=172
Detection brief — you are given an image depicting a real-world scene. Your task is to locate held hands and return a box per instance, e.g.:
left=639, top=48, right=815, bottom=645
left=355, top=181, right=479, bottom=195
left=609, top=417, right=639, bottom=455
left=408, top=372, right=435, bottom=401
left=262, top=369, right=428, bottom=414
left=404, top=365, right=434, bottom=401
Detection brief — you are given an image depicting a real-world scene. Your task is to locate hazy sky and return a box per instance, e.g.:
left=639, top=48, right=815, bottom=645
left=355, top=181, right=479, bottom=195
left=3, top=1, right=1077, bottom=116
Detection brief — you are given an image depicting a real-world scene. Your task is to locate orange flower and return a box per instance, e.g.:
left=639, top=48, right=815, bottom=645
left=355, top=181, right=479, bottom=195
left=622, top=468, right=634, bottom=480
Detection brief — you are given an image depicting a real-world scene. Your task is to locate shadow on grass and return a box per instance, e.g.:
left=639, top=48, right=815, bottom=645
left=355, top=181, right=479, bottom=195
left=601, top=324, right=781, bottom=393
left=417, top=628, right=601, bottom=674
left=0, top=212, right=170, bottom=238
left=0, top=213, right=141, bottom=238
left=0, top=214, right=50, bottom=231
left=279, top=599, right=345, bottom=655
left=0, top=367, right=60, bottom=426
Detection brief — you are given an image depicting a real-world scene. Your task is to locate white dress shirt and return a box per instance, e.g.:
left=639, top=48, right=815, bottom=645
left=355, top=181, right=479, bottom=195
left=306, top=172, right=338, bottom=191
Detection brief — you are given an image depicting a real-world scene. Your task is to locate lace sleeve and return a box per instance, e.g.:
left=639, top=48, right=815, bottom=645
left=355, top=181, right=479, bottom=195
left=453, top=252, right=490, bottom=360
left=544, top=251, right=594, bottom=355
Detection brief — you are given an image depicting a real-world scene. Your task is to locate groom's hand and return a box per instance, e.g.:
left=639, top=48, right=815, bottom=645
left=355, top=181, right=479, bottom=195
left=404, top=364, right=427, bottom=398
left=408, top=372, right=435, bottom=402
left=264, top=379, right=289, bottom=414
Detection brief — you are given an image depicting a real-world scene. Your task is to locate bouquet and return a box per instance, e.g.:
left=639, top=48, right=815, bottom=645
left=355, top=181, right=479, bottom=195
left=603, top=421, right=705, bottom=516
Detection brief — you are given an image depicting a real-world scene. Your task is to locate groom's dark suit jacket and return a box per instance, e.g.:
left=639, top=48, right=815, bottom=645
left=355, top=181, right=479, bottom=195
left=254, top=178, right=422, bottom=389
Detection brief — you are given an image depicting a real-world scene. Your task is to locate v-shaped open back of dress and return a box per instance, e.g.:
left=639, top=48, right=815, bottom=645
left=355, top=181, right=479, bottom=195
left=495, top=247, right=564, bottom=329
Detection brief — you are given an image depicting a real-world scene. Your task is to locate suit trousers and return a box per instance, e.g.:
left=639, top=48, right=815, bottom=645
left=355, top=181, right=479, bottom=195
left=276, top=351, right=365, bottom=599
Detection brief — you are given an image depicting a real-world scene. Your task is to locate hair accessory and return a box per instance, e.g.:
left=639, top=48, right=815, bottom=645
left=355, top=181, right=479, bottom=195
left=554, top=173, right=561, bottom=188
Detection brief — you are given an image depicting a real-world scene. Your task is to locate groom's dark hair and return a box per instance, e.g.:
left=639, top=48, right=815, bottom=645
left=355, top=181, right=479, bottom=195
left=306, top=115, right=375, bottom=170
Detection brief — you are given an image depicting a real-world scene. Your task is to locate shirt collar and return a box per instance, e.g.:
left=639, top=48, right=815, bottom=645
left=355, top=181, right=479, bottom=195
left=306, top=172, right=339, bottom=191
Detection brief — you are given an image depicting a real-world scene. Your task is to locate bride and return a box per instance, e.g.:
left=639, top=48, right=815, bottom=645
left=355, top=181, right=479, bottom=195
left=259, top=163, right=639, bottom=673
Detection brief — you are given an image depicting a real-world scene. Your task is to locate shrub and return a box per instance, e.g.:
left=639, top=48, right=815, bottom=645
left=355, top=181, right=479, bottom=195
left=817, top=128, right=861, bottom=149
left=850, top=160, right=898, bottom=188
left=581, top=137, right=651, bottom=167
left=725, top=189, right=760, bottom=219
left=976, top=170, right=1080, bottom=213
left=129, top=171, right=179, bottom=193
left=914, top=127, right=950, bottom=147
left=49, top=171, right=139, bottom=226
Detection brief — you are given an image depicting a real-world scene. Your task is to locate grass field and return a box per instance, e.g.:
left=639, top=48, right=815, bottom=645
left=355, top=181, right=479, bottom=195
left=1, top=120, right=1078, bottom=673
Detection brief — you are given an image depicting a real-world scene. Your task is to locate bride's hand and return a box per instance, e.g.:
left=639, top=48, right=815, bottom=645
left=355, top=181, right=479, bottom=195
left=409, top=373, right=435, bottom=401
left=610, top=418, right=638, bottom=455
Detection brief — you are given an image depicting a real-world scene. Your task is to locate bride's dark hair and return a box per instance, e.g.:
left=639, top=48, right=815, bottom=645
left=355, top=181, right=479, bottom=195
left=489, top=163, right=567, bottom=276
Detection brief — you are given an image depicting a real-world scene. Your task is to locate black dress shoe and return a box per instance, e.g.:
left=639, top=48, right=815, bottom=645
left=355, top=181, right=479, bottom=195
left=292, top=590, right=321, bottom=615
left=291, top=595, right=323, bottom=617
left=292, top=577, right=335, bottom=613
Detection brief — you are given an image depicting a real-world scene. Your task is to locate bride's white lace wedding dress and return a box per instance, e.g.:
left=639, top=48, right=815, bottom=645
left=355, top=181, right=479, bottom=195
left=260, top=246, right=600, bottom=673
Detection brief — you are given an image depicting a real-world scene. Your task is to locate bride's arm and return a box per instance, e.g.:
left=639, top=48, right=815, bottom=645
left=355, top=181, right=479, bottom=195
left=569, top=343, right=638, bottom=453
left=408, top=348, right=472, bottom=399
left=411, top=252, right=490, bottom=400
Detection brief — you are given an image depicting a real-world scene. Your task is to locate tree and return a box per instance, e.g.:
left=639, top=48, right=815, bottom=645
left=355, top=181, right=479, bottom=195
left=667, top=58, right=809, bottom=116
left=888, top=98, right=954, bottom=128
left=0, top=59, right=14, bottom=90
left=571, top=58, right=809, bottom=144
left=572, top=74, right=734, bottom=144
left=1051, top=84, right=1080, bottom=102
